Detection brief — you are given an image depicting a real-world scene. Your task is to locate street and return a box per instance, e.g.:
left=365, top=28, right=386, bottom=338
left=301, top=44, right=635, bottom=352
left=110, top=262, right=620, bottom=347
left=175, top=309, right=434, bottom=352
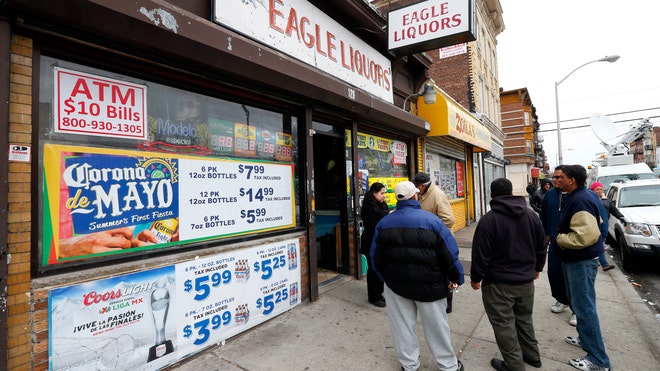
left=606, top=244, right=660, bottom=318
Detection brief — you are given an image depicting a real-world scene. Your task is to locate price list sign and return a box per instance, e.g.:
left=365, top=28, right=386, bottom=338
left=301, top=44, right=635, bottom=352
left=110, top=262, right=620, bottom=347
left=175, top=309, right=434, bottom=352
left=178, top=160, right=294, bottom=240
left=54, top=67, right=147, bottom=140
left=175, top=239, right=300, bottom=360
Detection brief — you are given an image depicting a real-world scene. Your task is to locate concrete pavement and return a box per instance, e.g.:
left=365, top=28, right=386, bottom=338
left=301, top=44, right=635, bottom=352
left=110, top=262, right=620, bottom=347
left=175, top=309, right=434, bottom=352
left=166, top=223, right=660, bottom=370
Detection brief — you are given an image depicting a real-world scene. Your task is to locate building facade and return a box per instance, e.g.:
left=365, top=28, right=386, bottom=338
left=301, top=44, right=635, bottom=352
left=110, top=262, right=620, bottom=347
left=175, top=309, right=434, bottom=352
left=369, top=0, right=500, bottom=226
left=0, top=0, right=441, bottom=369
left=500, top=88, right=546, bottom=195
left=422, top=0, right=506, bottom=216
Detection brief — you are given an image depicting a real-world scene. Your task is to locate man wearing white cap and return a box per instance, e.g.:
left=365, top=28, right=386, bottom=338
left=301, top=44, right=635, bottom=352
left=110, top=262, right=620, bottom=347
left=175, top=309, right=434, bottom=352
left=412, top=172, right=455, bottom=230
left=370, top=181, right=465, bottom=371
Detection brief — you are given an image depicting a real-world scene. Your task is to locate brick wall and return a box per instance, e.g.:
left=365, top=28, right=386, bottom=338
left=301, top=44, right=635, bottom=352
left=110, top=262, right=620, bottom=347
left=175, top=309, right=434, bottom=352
left=427, top=49, right=472, bottom=111
left=8, top=34, right=33, bottom=371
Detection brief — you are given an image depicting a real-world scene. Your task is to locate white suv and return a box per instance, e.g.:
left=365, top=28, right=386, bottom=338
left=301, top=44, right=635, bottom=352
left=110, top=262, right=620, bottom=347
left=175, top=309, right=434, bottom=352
left=605, top=179, right=660, bottom=271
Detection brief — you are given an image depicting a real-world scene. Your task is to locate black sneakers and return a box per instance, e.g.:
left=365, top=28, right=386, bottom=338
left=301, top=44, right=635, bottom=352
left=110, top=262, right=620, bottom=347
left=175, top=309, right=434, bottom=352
left=523, top=357, right=542, bottom=368
left=369, top=299, right=386, bottom=308
left=491, top=358, right=511, bottom=371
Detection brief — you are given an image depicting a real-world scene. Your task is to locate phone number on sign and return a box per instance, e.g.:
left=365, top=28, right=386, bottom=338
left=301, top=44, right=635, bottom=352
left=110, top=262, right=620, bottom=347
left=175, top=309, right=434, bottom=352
left=59, top=117, right=143, bottom=135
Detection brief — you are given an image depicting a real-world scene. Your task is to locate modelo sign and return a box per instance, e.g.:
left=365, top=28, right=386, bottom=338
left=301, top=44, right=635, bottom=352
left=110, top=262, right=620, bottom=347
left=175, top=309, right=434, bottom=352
left=388, top=0, right=476, bottom=56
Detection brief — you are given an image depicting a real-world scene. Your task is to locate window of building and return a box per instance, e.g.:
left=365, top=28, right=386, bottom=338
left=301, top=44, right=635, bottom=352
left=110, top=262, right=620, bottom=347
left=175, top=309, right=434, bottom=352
left=424, top=152, right=464, bottom=200
left=355, top=131, right=410, bottom=207
left=478, top=76, right=485, bottom=113
left=526, top=140, right=532, bottom=154
left=524, top=111, right=531, bottom=126
left=37, top=56, right=301, bottom=270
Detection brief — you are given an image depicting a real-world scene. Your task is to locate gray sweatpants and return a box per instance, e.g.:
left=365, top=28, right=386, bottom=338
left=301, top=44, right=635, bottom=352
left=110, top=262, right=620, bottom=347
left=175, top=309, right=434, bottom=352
left=383, top=285, right=459, bottom=371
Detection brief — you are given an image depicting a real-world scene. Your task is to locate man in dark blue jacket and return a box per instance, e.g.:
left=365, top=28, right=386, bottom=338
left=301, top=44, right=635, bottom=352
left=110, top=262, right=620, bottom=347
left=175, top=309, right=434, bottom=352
left=471, top=178, right=546, bottom=371
left=555, top=165, right=611, bottom=371
left=542, top=166, right=610, bottom=327
left=541, top=167, right=571, bottom=317
left=370, top=181, right=464, bottom=371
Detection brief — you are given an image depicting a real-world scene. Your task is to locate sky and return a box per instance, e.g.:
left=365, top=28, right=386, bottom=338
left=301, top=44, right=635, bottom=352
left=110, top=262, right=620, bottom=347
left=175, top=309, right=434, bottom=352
left=496, top=0, right=660, bottom=171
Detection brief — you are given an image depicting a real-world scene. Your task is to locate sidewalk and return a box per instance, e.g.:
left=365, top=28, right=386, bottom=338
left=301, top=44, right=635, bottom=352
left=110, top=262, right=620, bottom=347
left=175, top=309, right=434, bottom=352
left=167, top=223, right=660, bottom=370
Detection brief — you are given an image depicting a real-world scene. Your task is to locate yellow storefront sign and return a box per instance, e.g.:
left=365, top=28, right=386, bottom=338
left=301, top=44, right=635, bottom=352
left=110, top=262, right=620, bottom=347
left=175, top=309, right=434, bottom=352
left=417, top=88, right=491, bottom=151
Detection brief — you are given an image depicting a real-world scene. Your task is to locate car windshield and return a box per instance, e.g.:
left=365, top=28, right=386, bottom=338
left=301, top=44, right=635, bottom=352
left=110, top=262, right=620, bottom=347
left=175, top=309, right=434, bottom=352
left=601, top=173, right=657, bottom=190
left=618, top=185, right=660, bottom=207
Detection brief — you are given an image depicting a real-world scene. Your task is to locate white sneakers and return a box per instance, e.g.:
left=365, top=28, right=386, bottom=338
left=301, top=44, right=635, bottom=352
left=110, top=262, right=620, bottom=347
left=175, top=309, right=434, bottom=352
left=551, top=302, right=576, bottom=325
left=569, top=357, right=610, bottom=371
left=551, top=301, right=568, bottom=313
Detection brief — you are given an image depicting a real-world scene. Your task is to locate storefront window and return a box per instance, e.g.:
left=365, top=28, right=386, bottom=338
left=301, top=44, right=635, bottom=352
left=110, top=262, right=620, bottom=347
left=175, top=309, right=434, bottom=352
left=37, top=56, right=300, bottom=270
left=353, top=131, right=410, bottom=207
left=424, top=152, right=464, bottom=200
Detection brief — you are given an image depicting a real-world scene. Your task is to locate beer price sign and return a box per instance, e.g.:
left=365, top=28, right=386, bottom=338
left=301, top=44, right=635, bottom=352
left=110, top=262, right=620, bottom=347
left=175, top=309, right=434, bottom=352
left=54, top=67, right=147, bottom=140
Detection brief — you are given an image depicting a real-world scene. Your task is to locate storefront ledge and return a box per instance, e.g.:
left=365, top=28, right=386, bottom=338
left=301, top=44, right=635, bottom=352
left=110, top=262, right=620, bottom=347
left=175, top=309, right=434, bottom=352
left=318, top=274, right=352, bottom=295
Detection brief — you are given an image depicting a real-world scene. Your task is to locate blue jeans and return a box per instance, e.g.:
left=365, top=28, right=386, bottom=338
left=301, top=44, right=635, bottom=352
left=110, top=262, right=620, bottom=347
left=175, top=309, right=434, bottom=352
left=563, top=258, right=610, bottom=368
left=598, top=252, right=609, bottom=267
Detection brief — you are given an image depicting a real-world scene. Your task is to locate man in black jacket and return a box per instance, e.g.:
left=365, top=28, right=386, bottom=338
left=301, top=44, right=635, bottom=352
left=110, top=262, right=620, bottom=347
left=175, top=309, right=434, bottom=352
left=370, top=181, right=464, bottom=371
left=530, top=178, right=552, bottom=213
left=471, top=178, right=547, bottom=371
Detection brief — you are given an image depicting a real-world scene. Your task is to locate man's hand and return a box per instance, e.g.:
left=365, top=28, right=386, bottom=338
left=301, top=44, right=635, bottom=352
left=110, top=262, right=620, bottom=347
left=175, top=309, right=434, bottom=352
left=59, top=227, right=134, bottom=258
left=470, top=281, right=481, bottom=290
left=132, top=229, right=158, bottom=247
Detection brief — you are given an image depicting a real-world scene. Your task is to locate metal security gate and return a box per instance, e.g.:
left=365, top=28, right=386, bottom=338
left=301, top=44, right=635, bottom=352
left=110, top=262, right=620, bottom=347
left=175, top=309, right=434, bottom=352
left=425, top=136, right=466, bottom=161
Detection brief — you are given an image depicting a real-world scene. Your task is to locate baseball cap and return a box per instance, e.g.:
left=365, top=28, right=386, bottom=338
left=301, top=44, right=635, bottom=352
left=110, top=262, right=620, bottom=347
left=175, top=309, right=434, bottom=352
left=412, top=172, right=431, bottom=186
left=394, top=181, right=420, bottom=200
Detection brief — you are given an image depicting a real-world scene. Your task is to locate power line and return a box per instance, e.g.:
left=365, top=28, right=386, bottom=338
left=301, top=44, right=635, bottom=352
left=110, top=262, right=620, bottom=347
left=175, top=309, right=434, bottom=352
left=538, top=107, right=660, bottom=133
left=538, top=107, right=660, bottom=126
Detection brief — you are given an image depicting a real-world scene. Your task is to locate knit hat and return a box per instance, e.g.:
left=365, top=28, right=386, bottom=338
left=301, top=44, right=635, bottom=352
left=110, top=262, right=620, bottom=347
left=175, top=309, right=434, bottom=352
left=394, top=181, right=420, bottom=200
left=589, top=182, right=604, bottom=191
left=412, top=172, right=431, bottom=186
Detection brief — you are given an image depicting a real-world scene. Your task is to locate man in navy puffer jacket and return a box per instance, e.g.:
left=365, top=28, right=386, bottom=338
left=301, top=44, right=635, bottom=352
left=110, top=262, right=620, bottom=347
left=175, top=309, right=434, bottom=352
left=370, top=181, right=464, bottom=371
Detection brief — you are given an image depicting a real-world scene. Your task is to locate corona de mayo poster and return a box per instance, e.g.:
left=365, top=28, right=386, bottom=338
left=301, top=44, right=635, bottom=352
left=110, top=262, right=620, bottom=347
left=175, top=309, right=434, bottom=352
left=42, top=144, right=295, bottom=265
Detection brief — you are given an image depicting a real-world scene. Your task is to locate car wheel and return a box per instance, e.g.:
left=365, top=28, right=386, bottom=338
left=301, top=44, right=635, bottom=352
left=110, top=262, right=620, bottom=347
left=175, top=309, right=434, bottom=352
left=617, top=233, right=636, bottom=272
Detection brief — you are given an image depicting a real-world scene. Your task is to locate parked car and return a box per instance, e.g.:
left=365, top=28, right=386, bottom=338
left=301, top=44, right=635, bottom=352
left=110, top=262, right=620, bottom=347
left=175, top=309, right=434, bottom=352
left=605, top=179, right=660, bottom=271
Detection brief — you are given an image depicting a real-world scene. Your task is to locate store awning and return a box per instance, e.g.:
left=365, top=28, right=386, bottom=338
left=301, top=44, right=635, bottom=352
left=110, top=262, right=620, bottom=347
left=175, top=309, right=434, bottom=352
left=416, top=87, right=491, bottom=152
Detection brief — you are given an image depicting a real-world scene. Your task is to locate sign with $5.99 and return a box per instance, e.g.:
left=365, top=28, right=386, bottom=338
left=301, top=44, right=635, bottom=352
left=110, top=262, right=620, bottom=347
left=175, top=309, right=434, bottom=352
left=176, top=238, right=300, bottom=354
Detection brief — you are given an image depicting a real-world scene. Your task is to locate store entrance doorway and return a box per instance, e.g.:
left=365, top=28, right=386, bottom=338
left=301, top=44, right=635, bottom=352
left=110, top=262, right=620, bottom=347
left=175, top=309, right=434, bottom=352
left=312, top=121, right=350, bottom=284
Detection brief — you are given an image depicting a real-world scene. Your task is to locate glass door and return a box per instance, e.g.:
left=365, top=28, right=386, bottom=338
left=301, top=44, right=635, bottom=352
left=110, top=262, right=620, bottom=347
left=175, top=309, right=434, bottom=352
left=312, top=121, right=350, bottom=283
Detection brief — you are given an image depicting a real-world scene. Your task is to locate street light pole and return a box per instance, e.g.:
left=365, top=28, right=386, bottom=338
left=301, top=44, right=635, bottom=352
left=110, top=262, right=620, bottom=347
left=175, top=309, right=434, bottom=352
left=554, top=55, right=620, bottom=165
left=556, top=148, right=573, bottom=167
